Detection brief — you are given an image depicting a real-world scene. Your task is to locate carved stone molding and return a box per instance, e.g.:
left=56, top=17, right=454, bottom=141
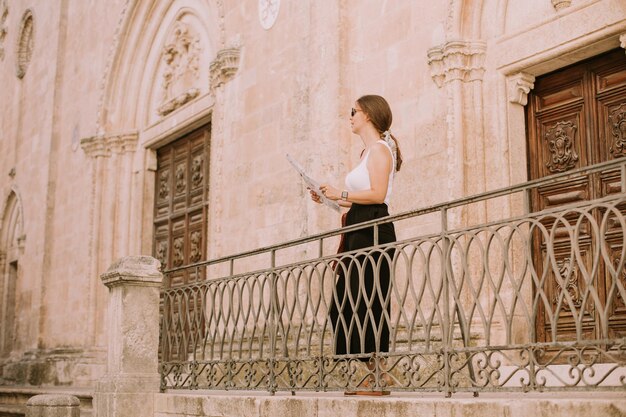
left=80, top=132, right=138, bottom=158
left=426, top=40, right=486, bottom=88
left=545, top=121, right=579, bottom=173
left=210, top=47, right=241, bottom=90
left=16, top=9, right=34, bottom=79
left=0, top=0, right=8, bottom=61
left=551, top=0, right=572, bottom=11
left=507, top=72, right=535, bottom=106
left=158, top=21, right=202, bottom=116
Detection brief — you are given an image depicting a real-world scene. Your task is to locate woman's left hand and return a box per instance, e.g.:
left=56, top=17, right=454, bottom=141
left=319, top=184, right=341, bottom=201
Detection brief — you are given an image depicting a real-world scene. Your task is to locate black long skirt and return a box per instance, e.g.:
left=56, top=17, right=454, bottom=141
left=329, top=203, right=396, bottom=358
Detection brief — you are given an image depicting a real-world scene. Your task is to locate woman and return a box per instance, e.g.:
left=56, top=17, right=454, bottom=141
left=311, top=94, right=402, bottom=393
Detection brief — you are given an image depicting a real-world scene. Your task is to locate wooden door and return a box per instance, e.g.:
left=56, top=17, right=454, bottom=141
left=153, top=125, right=210, bottom=288
left=526, top=49, right=626, bottom=342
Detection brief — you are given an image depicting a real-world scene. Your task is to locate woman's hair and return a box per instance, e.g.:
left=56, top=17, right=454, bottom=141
left=356, top=95, right=403, bottom=171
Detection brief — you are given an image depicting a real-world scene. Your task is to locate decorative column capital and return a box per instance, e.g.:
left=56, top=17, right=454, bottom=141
left=427, top=40, right=486, bottom=88
left=210, top=46, right=241, bottom=90
left=507, top=72, right=536, bottom=106
left=80, top=135, right=110, bottom=158
left=80, top=131, right=138, bottom=158
left=108, top=132, right=138, bottom=154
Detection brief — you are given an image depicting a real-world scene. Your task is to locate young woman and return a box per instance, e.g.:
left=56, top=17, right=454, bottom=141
left=311, top=94, right=402, bottom=393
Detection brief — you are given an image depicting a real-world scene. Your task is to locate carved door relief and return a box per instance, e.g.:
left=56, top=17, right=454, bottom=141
left=526, top=49, right=626, bottom=344
left=153, top=125, right=210, bottom=289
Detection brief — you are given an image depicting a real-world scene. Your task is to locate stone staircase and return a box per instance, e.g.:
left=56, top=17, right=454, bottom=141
left=0, top=386, right=92, bottom=417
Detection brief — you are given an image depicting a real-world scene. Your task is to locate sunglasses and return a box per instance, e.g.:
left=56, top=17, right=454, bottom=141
left=350, top=108, right=362, bottom=117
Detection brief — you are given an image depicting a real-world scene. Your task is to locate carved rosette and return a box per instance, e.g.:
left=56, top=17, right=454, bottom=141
left=210, top=47, right=241, bottom=90
left=545, top=121, right=579, bottom=173
left=551, top=0, right=572, bottom=11
left=609, top=103, right=626, bottom=157
left=553, top=258, right=582, bottom=311
left=80, top=132, right=138, bottom=158
left=16, top=9, right=34, bottom=79
left=507, top=72, right=535, bottom=106
left=0, top=0, right=8, bottom=61
left=158, top=21, right=202, bottom=116
left=426, top=40, right=486, bottom=88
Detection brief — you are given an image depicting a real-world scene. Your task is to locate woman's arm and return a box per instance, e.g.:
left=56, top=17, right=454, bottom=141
left=320, top=143, right=391, bottom=205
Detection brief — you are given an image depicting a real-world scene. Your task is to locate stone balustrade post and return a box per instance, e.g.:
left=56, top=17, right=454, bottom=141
left=26, top=395, right=80, bottom=417
left=94, top=256, right=162, bottom=417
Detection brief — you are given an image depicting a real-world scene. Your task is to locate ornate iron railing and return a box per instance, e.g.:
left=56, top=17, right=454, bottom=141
left=159, top=159, right=626, bottom=395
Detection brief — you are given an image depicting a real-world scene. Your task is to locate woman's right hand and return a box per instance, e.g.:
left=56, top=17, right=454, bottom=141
left=308, top=188, right=322, bottom=204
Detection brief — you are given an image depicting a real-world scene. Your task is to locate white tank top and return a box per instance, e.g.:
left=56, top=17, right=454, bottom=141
left=344, top=140, right=395, bottom=205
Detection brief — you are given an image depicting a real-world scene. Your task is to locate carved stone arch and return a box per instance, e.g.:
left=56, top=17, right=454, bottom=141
left=0, top=188, right=25, bottom=355
left=97, top=0, right=224, bottom=134
left=445, top=0, right=485, bottom=41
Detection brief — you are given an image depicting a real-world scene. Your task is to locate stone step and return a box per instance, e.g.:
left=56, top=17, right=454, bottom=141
left=0, top=403, right=25, bottom=417
left=0, top=386, right=92, bottom=417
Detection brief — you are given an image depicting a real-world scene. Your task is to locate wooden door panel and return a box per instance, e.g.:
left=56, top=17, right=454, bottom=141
left=527, top=49, right=626, bottom=344
left=536, top=240, right=597, bottom=342
left=604, top=225, right=626, bottom=339
left=153, top=125, right=210, bottom=288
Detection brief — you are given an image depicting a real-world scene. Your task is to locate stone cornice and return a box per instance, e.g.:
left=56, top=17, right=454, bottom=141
left=427, top=40, right=486, bottom=88
left=507, top=72, right=536, bottom=106
left=80, top=132, right=138, bottom=158
left=209, top=47, right=241, bottom=90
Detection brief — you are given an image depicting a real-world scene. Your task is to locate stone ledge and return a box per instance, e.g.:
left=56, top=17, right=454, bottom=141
left=155, top=391, right=626, bottom=417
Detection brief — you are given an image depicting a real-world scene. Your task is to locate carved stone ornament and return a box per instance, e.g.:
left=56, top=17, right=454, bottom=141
left=609, top=103, right=626, bottom=157
left=426, top=40, right=486, bottom=88
left=621, top=33, right=626, bottom=52
left=553, top=258, right=581, bottom=311
left=551, top=0, right=572, bottom=11
left=157, top=21, right=202, bottom=116
left=16, top=9, right=34, bottom=79
left=507, top=72, right=535, bottom=106
left=545, top=121, right=579, bottom=173
left=80, top=132, right=138, bottom=158
left=0, top=0, right=8, bottom=61
left=258, top=0, right=280, bottom=30
left=209, top=47, right=241, bottom=90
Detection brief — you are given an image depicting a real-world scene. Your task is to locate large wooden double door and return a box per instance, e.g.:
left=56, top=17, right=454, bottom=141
left=153, top=125, right=210, bottom=288
left=526, top=49, right=626, bottom=342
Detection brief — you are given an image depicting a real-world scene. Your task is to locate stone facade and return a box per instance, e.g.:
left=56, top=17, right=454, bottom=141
left=0, top=0, right=624, bottom=403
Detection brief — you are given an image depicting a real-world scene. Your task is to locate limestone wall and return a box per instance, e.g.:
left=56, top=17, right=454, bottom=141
left=0, top=0, right=624, bottom=391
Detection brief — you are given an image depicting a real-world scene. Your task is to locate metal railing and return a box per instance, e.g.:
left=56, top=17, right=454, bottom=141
left=159, top=159, right=626, bottom=395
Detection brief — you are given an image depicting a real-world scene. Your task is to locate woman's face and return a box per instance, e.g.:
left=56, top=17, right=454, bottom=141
left=350, top=102, right=368, bottom=134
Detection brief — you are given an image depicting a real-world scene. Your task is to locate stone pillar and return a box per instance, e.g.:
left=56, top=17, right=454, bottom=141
left=26, top=395, right=80, bottom=417
left=94, top=256, right=162, bottom=417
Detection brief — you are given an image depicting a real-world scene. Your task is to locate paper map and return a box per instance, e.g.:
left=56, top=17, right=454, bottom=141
left=286, top=154, right=341, bottom=212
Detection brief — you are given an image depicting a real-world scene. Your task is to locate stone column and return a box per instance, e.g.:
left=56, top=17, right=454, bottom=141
left=94, top=256, right=162, bottom=417
left=26, top=395, right=80, bottom=417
